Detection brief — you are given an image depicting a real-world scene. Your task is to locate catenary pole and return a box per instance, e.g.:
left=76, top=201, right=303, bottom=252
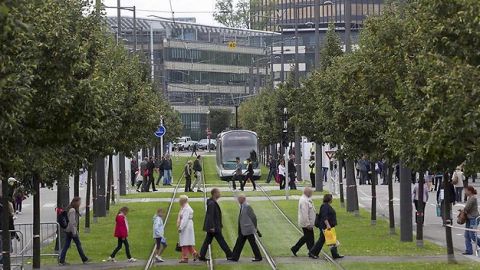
left=399, top=161, right=413, bottom=241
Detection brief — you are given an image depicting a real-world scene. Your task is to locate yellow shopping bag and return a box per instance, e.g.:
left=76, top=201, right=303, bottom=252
left=324, top=228, right=337, bottom=246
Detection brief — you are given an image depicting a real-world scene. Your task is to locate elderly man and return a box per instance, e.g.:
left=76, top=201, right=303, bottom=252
left=230, top=194, right=262, bottom=262
left=291, top=187, right=316, bottom=256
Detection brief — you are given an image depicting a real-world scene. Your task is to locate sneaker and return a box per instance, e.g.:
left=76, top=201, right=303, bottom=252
left=107, top=257, right=117, bottom=262
left=15, top=211, right=19, bottom=214
left=82, top=259, right=90, bottom=264
left=155, top=255, right=164, bottom=262
left=128, top=258, right=137, bottom=263
left=58, top=262, right=69, bottom=266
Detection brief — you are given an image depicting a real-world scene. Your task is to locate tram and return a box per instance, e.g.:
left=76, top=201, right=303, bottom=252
left=216, top=130, right=261, bottom=180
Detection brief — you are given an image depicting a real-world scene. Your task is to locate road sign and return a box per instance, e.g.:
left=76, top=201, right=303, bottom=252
left=325, top=150, right=336, bottom=160
left=154, top=125, right=166, bottom=138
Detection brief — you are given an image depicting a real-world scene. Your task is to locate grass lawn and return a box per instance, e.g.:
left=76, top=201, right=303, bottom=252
left=40, top=202, right=168, bottom=265
left=341, top=262, right=480, bottom=270
left=276, top=199, right=445, bottom=257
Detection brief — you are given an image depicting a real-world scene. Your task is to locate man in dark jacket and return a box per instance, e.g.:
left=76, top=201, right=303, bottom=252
left=146, top=157, right=157, bottom=192
left=266, top=155, right=276, bottom=183
left=288, top=155, right=297, bottom=190
left=199, top=188, right=233, bottom=261
left=192, top=155, right=203, bottom=192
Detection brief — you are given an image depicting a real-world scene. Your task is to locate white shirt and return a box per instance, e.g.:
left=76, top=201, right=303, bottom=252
left=278, top=164, right=286, bottom=176
left=298, top=194, right=316, bottom=228
left=452, top=170, right=465, bottom=188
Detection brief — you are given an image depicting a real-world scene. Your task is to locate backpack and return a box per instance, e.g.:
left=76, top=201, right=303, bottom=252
left=57, top=208, right=69, bottom=229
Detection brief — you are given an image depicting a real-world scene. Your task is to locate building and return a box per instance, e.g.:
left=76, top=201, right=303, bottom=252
left=107, top=17, right=278, bottom=140
left=250, top=0, right=384, bottom=82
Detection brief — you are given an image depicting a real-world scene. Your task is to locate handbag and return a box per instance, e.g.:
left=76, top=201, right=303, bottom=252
left=175, top=242, right=181, bottom=252
left=457, top=209, right=467, bottom=225
left=435, top=204, right=441, bottom=217
left=324, top=228, right=337, bottom=246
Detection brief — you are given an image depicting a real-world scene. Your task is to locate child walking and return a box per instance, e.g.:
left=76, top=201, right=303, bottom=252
left=108, top=207, right=137, bottom=262
left=153, top=208, right=167, bottom=262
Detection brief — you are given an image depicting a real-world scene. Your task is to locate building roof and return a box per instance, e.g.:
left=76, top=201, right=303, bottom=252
left=106, top=16, right=280, bottom=37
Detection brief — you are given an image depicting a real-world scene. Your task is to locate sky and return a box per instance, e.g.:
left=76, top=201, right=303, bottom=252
left=103, top=0, right=220, bottom=25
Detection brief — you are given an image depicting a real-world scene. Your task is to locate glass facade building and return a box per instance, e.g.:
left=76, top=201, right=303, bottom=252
left=107, top=17, right=277, bottom=140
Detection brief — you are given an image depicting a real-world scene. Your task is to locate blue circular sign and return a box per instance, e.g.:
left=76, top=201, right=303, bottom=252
left=154, top=125, right=166, bottom=138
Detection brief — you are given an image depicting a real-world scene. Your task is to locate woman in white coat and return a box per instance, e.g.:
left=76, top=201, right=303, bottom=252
left=177, top=195, right=198, bottom=263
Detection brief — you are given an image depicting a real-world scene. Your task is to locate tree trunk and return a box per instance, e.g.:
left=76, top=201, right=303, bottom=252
left=345, top=159, right=359, bottom=216
left=32, top=172, right=41, bottom=268
left=2, top=177, right=12, bottom=270
left=443, top=171, right=455, bottom=262
left=73, top=169, right=79, bottom=198
left=338, top=159, right=345, bottom=208
left=370, top=161, right=377, bottom=225
left=85, top=166, right=92, bottom=233
left=416, top=170, right=425, bottom=247
left=106, top=155, right=113, bottom=213
left=387, top=164, right=395, bottom=235
left=119, top=153, right=126, bottom=196
left=294, top=130, right=301, bottom=181
left=399, top=162, right=413, bottom=241
left=92, top=162, right=98, bottom=223
left=95, top=157, right=106, bottom=217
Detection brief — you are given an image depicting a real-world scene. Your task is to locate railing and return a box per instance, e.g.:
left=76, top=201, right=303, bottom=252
left=0, top=230, right=25, bottom=270
left=12, top=222, right=61, bottom=258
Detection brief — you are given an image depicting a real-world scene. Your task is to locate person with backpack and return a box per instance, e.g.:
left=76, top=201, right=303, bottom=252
left=107, top=207, right=136, bottom=262
left=59, top=197, right=89, bottom=265
left=452, top=166, right=465, bottom=203
left=153, top=208, right=167, bottom=262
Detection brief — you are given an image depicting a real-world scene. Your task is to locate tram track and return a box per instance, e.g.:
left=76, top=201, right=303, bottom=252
left=257, top=184, right=346, bottom=270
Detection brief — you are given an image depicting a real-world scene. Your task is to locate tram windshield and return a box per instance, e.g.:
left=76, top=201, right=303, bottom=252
left=221, top=132, right=258, bottom=170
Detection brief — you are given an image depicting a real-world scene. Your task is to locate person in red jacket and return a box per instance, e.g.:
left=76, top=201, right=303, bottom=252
left=107, top=207, right=137, bottom=262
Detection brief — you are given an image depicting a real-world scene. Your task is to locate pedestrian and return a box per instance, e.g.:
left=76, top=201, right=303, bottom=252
left=278, top=159, right=286, bottom=190
left=266, top=155, right=276, bottom=184
left=184, top=160, right=193, bottom=192
left=199, top=189, right=233, bottom=261
left=156, top=156, right=164, bottom=186
left=177, top=195, right=198, bottom=263
left=288, top=155, right=297, bottom=190
left=229, top=194, right=262, bottom=262
left=59, top=197, right=89, bottom=265
left=291, top=187, right=316, bottom=256
left=358, top=155, right=369, bottom=185
left=309, top=156, right=315, bottom=188
left=424, top=171, right=434, bottom=192
left=452, top=166, right=465, bottom=203
left=436, top=179, right=455, bottom=225
left=241, top=158, right=256, bottom=191
left=232, top=157, right=243, bottom=190
left=163, top=155, right=173, bottom=186
left=108, top=207, right=137, bottom=262
left=191, top=155, right=203, bottom=192
left=309, top=194, right=344, bottom=260
left=153, top=208, right=167, bottom=262
left=13, top=185, right=25, bottom=214
left=140, top=157, right=148, bottom=192
left=147, top=157, right=157, bottom=192
left=130, top=159, right=138, bottom=187
left=412, top=180, right=429, bottom=213
left=191, top=143, right=198, bottom=157
left=462, top=186, right=480, bottom=255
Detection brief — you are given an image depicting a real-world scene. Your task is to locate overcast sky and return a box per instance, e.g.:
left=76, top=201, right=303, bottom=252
left=103, top=0, right=220, bottom=25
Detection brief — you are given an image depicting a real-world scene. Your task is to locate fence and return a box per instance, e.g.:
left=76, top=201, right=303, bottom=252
left=0, top=230, right=25, bottom=270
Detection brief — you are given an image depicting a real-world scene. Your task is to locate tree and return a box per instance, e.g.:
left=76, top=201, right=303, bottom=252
left=213, top=0, right=272, bottom=29
left=209, top=109, right=232, bottom=136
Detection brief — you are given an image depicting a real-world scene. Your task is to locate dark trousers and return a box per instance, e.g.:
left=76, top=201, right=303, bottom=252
left=266, top=169, right=275, bottom=183
left=359, top=171, right=369, bottom=185
left=185, top=175, right=192, bottom=192
left=200, top=231, right=232, bottom=258
left=288, top=173, right=297, bottom=190
left=292, top=227, right=314, bottom=254
left=141, top=176, right=148, bottom=191
left=231, top=175, right=240, bottom=190
left=150, top=174, right=156, bottom=191
left=322, top=167, right=328, bottom=182
left=59, top=232, right=88, bottom=263
left=241, top=175, right=256, bottom=191
left=110, top=238, right=131, bottom=259
left=130, top=172, right=136, bottom=186
left=156, top=171, right=164, bottom=185
left=455, top=187, right=463, bottom=202
left=232, top=233, right=261, bottom=260
left=309, top=229, right=340, bottom=258
left=279, top=175, right=286, bottom=190
left=310, top=173, right=315, bottom=188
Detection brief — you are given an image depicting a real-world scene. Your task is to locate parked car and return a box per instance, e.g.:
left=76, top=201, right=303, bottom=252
left=176, top=136, right=192, bottom=150
left=197, top=139, right=216, bottom=150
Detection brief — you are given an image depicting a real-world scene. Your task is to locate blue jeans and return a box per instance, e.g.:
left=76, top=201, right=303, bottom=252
left=465, top=218, right=480, bottom=254
left=59, top=232, right=88, bottom=263
left=322, top=167, right=328, bottom=182
left=266, top=169, right=275, bottom=183
left=163, top=170, right=172, bottom=185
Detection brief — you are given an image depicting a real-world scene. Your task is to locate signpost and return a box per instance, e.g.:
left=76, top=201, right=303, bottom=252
left=325, top=150, right=337, bottom=194
left=282, top=107, right=289, bottom=200
left=154, top=117, right=166, bottom=158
